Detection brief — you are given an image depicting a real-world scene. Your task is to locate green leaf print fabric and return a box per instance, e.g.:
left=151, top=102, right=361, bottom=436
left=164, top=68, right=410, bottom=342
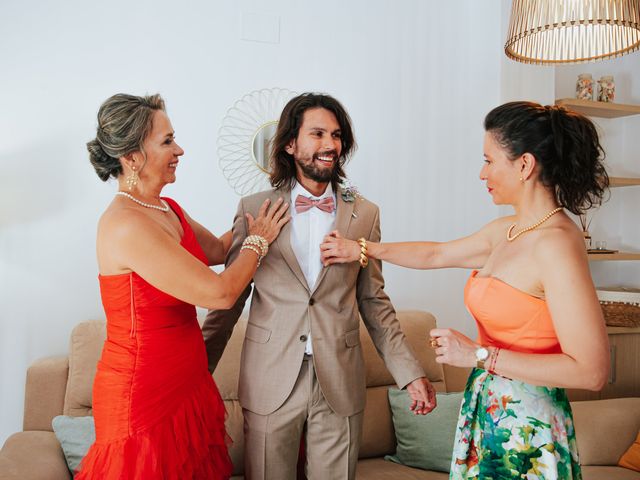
left=450, top=368, right=582, bottom=480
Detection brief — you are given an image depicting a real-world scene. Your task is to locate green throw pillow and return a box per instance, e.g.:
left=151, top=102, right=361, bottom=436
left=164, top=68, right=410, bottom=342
left=385, top=389, right=463, bottom=473
left=51, top=415, right=95, bottom=475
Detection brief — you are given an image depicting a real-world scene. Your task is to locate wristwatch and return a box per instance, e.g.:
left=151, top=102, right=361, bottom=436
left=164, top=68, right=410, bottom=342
left=475, top=346, right=490, bottom=369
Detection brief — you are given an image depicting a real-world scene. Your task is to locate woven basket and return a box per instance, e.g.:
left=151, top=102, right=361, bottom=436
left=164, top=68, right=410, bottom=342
left=600, top=301, right=640, bottom=327
left=597, top=287, right=640, bottom=327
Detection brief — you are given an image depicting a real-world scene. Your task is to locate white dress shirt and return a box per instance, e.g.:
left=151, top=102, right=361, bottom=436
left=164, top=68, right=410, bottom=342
left=290, top=182, right=337, bottom=355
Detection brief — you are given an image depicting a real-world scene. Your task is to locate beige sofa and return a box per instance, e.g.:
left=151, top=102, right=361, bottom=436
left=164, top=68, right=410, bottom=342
left=1, top=311, right=639, bottom=480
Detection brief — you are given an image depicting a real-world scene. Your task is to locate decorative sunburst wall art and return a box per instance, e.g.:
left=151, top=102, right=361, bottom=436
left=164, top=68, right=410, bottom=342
left=218, top=88, right=298, bottom=195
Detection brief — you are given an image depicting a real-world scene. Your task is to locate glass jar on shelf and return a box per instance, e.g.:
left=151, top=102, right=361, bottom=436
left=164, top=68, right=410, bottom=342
left=575, top=73, right=594, bottom=101
left=597, top=75, right=615, bottom=102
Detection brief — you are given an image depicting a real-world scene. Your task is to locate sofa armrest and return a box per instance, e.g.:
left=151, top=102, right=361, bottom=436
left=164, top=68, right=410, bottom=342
left=0, top=431, right=71, bottom=480
left=572, top=397, right=640, bottom=466
left=23, top=356, right=69, bottom=432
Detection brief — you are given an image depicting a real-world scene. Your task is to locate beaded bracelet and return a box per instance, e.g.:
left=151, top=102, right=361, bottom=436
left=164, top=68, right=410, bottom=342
left=244, top=235, right=269, bottom=257
left=488, top=347, right=501, bottom=374
left=240, top=244, right=262, bottom=267
left=241, top=235, right=268, bottom=267
left=357, top=237, right=369, bottom=268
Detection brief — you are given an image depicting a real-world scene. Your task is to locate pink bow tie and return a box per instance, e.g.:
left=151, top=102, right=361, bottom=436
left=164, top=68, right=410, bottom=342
left=295, top=195, right=335, bottom=214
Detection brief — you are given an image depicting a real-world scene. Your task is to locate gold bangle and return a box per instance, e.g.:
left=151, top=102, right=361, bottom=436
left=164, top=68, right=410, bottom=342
left=357, top=237, right=369, bottom=268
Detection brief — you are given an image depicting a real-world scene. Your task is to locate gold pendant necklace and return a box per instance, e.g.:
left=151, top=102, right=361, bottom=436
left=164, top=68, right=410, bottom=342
left=506, top=207, right=563, bottom=242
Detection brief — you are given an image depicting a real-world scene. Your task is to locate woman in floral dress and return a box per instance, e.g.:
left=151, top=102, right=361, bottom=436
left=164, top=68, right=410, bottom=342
left=320, top=101, right=610, bottom=479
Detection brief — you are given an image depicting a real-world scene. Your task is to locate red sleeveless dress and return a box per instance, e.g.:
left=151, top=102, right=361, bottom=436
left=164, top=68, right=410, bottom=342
left=76, top=197, right=232, bottom=480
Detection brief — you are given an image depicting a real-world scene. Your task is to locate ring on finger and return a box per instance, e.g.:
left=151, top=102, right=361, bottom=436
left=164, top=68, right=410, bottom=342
left=429, top=337, right=439, bottom=348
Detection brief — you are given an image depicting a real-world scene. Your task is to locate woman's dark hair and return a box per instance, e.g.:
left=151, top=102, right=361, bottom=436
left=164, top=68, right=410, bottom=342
left=484, top=101, right=608, bottom=215
left=87, top=93, right=165, bottom=181
left=270, top=93, right=357, bottom=191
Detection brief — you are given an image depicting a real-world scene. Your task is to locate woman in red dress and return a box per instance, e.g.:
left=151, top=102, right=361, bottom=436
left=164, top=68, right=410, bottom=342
left=78, top=93, right=289, bottom=479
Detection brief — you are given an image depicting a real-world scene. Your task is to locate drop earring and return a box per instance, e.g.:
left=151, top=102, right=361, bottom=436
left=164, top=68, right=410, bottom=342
left=126, top=167, right=139, bottom=191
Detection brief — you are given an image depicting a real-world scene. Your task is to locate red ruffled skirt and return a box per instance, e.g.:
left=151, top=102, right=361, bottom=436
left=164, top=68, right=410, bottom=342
left=76, top=372, right=231, bottom=479
left=76, top=272, right=232, bottom=480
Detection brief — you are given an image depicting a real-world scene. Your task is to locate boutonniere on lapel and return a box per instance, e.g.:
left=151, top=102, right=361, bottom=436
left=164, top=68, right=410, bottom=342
left=340, top=180, right=362, bottom=203
left=340, top=180, right=362, bottom=218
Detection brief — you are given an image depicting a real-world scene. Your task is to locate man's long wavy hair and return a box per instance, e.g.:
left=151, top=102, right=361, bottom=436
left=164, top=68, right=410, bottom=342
left=269, top=93, right=357, bottom=191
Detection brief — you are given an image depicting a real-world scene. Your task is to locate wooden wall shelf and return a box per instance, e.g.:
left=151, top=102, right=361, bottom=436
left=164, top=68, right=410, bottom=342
left=607, top=326, right=640, bottom=335
left=610, top=177, right=640, bottom=187
left=555, top=98, right=640, bottom=118
left=588, top=252, right=640, bottom=262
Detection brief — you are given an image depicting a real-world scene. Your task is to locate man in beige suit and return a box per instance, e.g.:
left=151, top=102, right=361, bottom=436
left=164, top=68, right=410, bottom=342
left=204, top=93, right=436, bottom=479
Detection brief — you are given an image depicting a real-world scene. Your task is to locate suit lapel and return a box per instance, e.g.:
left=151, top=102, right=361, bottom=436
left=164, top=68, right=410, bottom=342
left=274, top=187, right=311, bottom=292
left=334, top=186, right=355, bottom=238
left=311, top=186, right=355, bottom=294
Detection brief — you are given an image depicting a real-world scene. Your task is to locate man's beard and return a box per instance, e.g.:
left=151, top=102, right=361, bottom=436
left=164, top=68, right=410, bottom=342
left=295, top=152, right=339, bottom=183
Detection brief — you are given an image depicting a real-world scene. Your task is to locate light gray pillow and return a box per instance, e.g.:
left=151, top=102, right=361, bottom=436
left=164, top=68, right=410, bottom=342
left=51, top=415, right=95, bottom=475
left=385, top=389, right=463, bottom=473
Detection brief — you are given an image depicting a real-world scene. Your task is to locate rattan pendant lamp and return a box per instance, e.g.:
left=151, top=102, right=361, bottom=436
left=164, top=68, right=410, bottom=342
left=505, top=0, right=640, bottom=64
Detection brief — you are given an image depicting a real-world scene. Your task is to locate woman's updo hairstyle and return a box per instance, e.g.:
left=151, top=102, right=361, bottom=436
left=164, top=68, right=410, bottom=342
left=87, top=93, right=165, bottom=181
left=484, top=101, right=608, bottom=215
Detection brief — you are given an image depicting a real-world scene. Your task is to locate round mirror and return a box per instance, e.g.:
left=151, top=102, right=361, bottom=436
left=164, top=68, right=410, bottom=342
left=218, top=88, right=297, bottom=195
left=251, top=121, right=278, bottom=173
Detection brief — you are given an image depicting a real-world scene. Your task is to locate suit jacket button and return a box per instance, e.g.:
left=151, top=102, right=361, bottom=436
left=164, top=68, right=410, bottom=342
left=309, top=298, right=315, bottom=306
left=300, top=335, right=307, bottom=342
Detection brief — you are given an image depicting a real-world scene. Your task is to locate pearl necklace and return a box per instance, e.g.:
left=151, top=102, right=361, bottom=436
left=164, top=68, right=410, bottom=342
left=116, top=192, right=169, bottom=212
left=506, top=207, right=563, bottom=242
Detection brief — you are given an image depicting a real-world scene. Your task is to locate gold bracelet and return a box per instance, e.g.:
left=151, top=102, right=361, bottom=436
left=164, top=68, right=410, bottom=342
left=357, top=237, right=369, bottom=268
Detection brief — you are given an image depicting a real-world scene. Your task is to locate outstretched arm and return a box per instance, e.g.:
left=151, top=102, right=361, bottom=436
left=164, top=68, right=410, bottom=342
left=322, top=216, right=512, bottom=270
left=101, top=197, right=288, bottom=310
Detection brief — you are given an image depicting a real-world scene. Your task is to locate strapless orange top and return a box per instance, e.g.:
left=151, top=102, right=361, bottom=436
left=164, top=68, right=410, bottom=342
left=464, top=270, right=561, bottom=354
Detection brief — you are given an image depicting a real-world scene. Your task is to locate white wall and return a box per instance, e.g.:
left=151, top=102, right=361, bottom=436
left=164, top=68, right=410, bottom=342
left=1, top=0, right=637, bottom=446
left=0, top=0, right=503, bottom=443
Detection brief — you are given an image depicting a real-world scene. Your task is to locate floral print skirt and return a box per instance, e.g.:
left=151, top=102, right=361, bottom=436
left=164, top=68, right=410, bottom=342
left=450, top=368, right=582, bottom=480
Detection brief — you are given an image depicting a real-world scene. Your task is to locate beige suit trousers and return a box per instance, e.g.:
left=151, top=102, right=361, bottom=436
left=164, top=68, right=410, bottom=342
left=243, top=357, right=364, bottom=480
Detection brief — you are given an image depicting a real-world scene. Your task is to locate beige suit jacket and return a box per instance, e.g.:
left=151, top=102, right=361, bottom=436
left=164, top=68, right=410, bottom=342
left=203, top=186, right=425, bottom=417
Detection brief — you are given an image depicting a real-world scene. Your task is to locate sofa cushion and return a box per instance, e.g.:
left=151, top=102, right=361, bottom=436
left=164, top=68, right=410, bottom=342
left=213, top=321, right=246, bottom=400
left=619, top=430, right=640, bottom=472
left=356, top=457, right=449, bottom=479
left=0, top=431, right=72, bottom=480
left=361, top=311, right=446, bottom=390
left=572, top=397, right=640, bottom=466
left=51, top=415, right=95, bottom=475
left=63, top=321, right=106, bottom=416
left=360, top=386, right=396, bottom=458
left=23, top=356, right=69, bottom=432
left=581, top=465, right=640, bottom=480
left=385, top=389, right=462, bottom=473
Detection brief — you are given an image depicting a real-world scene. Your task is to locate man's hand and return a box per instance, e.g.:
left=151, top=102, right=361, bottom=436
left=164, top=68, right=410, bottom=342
left=406, top=377, right=437, bottom=415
